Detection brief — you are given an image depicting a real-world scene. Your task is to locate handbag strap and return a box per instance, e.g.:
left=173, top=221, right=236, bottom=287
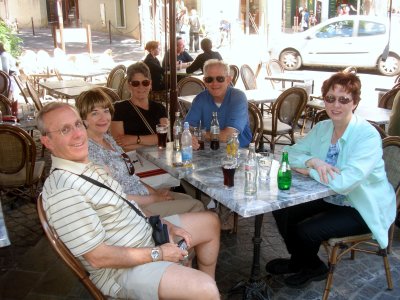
left=129, top=101, right=155, bottom=135
left=78, top=173, right=147, bottom=220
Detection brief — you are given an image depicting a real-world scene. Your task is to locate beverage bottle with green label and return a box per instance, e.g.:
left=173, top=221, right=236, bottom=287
left=277, top=151, right=292, bottom=190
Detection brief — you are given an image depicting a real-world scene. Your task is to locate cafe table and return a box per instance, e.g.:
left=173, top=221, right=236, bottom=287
left=265, top=72, right=315, bottom=94
left=59, top=69, right=109, bottom=81
left=354, top=106, right=391, bottom=127
left=137, top=143, right=335, bottom=299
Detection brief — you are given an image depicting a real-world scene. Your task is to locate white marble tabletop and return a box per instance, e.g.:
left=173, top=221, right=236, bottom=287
left=137, top=143, right=336, bottom=217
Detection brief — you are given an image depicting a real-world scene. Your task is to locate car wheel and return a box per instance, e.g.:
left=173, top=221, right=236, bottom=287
left=279, top=50, right=302, bottom=71
left=378, top=54, right=400, bottom=76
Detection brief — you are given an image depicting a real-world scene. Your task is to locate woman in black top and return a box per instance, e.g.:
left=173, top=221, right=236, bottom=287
left=111, top=62, right=168, bottom=151
left=143, top=41, right=165, bottom=91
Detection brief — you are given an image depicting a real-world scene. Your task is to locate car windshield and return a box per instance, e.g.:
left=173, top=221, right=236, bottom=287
left=316, top=20, right=353, bottom=38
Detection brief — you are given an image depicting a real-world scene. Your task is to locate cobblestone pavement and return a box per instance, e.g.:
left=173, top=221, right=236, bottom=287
left=0, top=27, right=399, bottom=300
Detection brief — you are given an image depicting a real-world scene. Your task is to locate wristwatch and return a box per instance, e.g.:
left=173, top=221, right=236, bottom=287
left=137, top=135, right=141, bottom=144
left=151, top=247, right=161, bottom=262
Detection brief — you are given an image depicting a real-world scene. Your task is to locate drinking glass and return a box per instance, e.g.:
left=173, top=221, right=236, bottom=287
left=156, top=124, right=168, bottom=149
left=221, top=156, right=237, bottom=188
left=27, top=104, right=36, bottom=120
left=194, top=127, right=205, bottom=150
left=258, top=152, right=272, bottom=181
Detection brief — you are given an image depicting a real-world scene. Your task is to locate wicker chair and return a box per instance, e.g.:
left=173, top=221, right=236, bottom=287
left=266, top=59, right=285, bottom=89
left=117, top=76, right=131, bottom=100
left=262, top=87, right=308, bottom=153
left=248, top=102, right=264, bottom=149
left=106, top=64, right=126, bottom=90
left=0, top=70, right=11, bottom=98
left=177, top=77, right=206, bottom=117
left=0, top=124, right=45, bottom=200
left=321, top=136, right=400, bottom=300
left=37, top=194, right=107, bottom=300
left=240, top=64, right=257, bottom=90
left=0, top=94, right=11, bottom=116
left=229, top=64, right=240, bottom=86
left=26, top=81, right=44, bottom=111
left=378, top=86, right=400, bottom=109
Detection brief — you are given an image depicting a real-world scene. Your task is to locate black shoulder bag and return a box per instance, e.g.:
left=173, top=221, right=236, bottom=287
left=56, top=169, right=169, bottom=246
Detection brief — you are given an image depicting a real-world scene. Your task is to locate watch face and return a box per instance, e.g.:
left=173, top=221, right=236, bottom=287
left=151, top=248, right=160, bottom=261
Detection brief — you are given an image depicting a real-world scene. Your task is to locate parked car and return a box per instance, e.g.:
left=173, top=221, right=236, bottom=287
left=269, top=15, right=400, bottom=76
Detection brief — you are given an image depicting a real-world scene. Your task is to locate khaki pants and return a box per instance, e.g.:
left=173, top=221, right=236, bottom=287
left=143, top=191, right=205, bottom=218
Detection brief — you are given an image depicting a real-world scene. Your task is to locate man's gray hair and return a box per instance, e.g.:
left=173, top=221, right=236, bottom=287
left=203, top=59, right=230, bottom=77
left=36, top=102, right=78, bottom=135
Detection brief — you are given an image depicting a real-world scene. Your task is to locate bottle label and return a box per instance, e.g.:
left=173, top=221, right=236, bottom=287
left=174, top=126, right=181, bottom=136
left=181, top=147, right=192, bottom=162
left=282, top=162, right=287, bottom=172
left=210, top=125, right=220, bottom=135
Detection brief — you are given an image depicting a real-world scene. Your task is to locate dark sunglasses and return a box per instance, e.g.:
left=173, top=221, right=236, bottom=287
left=121, top=152, right=138, bottom=175
left=204, top=76, right=225, bottom=84
left=324, top=95, right=353, bottom=105
left=129, top=80, right=151, bottom=87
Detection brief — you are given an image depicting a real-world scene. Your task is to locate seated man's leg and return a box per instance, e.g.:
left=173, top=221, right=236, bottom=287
left=159, top=264, right=220, bottom=299
left=179, top=211, right=220, bottom=278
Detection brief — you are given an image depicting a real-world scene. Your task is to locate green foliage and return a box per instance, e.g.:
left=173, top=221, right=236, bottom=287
left=0, top=19, right=22, bottom=57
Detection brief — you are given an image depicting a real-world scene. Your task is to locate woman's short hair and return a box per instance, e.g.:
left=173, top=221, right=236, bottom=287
left=145, top=41, right=159, bottom=52
left=204, top=59, right=230, bottom=77
left=127, top=61, right=151, bottom=82
left=75, top=87, right=115, bottom=120
left=321, top=72, right=362, bottom=105
left=201, top=38, right=212, bottom=52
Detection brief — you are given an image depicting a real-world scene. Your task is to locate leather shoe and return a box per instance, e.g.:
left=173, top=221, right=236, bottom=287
left=284, top=263, right=329, bottom=288
left=265, top=258, right=301, bottom=275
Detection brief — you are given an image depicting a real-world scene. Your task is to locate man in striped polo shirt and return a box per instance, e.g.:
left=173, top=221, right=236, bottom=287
left=37, top=102, right=220, bottom=300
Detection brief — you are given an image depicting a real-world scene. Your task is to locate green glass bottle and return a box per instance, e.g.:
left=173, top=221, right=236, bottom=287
left=277, top=151, right=292, bottom=190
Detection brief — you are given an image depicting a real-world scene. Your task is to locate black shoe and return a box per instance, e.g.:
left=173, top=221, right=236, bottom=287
left=265, top=258, right=301, bottom=275
left=284, top=263, right=328, bottom=288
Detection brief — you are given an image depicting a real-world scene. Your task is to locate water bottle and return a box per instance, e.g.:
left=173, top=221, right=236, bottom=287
left=173, top=111, right=183, bottom=151
left=181, top=122, right=193, bottom=167
left=278, top=151, right=292, bottom=190
left=244, top=143, right=258, bottom=195
left=210, top=112, right=220, bottom=150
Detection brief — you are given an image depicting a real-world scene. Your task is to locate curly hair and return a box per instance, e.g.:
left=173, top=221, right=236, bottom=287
left=321, top=72, right=361, bottom=105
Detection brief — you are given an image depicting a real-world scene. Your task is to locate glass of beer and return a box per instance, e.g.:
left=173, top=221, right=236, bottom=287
left=221, top=156, right=237, bottom=188
left=156, top=124, right=168, bottom=149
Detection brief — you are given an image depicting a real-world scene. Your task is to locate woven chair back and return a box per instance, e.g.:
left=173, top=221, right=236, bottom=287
left=378, top=86, right=400, bottom=109
left=117, top=76, right=131, bottom=100
left=0, top=70, right=11, bottom=97
left=0, top=94, right=11, bottom=115
left=274, top=87, right=308, bottom=127
left=240, top=64, right=257, bottom=90
left=229, top=64, right=240, bottom=86
left=177, top=77, right=206, bottom=96
left=248, top=102, right=263, bottom=148
left=107, top=64, right=126, bottom=89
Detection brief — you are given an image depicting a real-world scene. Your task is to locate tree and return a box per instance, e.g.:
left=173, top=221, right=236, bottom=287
left=0, top=18, right=22, bottom=57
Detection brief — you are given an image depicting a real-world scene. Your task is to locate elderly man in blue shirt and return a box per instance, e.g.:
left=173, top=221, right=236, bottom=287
left=185, top=59, right=252, bottom=148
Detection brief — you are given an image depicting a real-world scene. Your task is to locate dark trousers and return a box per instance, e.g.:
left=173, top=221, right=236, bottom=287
left=272, top=199, right=370, bottom=268
left=189, top=32, right=199, bottom=51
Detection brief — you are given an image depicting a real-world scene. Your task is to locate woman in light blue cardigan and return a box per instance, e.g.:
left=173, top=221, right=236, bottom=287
left=266, top=72, right=396, bottom=289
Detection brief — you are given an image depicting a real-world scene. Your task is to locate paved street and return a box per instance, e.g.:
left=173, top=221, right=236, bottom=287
left=0, top=27, right=399, bottom=300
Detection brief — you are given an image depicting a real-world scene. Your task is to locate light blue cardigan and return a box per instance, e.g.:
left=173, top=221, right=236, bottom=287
left=284, top=115, right=396, bottom=248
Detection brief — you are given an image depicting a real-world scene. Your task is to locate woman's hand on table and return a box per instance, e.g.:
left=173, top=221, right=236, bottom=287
left=114, top=135, right=135, bottom=147
left=306, top=158, right=340, bottom=184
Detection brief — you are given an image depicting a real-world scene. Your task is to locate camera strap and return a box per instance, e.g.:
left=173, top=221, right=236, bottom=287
left=51, top=168, right=148, bottom=220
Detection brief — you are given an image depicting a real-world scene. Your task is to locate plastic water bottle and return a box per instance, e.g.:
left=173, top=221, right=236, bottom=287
left=278, top=151, right=292, bottom=190
left=173, top=111, right=183, bottom=151
left=244, top=143, right=258, bottom=195
left=181, top=122, right=193, bottom=167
